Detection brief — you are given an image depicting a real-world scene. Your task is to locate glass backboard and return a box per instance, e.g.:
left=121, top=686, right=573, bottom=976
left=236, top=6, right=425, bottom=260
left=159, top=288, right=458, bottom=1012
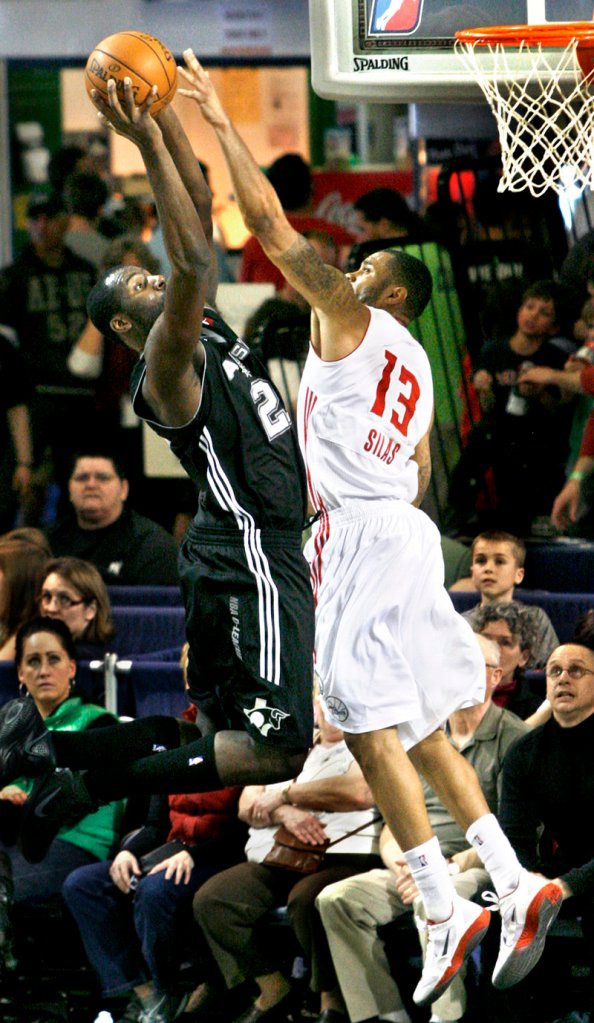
left=309, top=0, right=594, bottom=102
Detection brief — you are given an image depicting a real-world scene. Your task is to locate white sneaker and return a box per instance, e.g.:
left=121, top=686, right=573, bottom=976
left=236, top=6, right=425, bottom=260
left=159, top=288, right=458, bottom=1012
left=491, top=869, right=563, bottom=989
left=413, top=895, right=491, bottom=1006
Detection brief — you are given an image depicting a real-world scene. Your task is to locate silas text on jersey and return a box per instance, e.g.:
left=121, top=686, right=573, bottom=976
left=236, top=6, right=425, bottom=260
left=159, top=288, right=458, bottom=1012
left=363, top=429, right=400, bottom=464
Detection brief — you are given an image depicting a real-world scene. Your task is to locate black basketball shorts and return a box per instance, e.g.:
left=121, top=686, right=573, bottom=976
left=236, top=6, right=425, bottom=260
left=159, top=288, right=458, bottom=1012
left=179, top=525, right=315, bottom=750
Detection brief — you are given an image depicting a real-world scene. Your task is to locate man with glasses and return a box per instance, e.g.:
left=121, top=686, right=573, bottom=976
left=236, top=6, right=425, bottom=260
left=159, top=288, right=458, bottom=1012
left=46, top=451, right=179, bottom=585
left=497, top=636, right=594, bottom=1021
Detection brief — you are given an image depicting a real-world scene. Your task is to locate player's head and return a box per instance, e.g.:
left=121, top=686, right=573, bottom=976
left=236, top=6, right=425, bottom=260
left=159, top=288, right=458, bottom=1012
left=346, top=248, right=432, bottom=322
left=470, top=530, right=526, bottom=603
left=87, top=265, right=166, bottom=351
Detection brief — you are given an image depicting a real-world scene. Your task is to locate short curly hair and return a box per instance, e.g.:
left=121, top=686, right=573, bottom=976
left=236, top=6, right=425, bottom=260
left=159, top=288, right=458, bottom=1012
left=473, top=601, right=537, bottom=653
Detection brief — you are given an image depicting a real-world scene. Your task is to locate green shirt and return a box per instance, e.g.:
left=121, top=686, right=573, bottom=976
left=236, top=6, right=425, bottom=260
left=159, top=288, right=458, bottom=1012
left=16, top=696, right=125, bottom=861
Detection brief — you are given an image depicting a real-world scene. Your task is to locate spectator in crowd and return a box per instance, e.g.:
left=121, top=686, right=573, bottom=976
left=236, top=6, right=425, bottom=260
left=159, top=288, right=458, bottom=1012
left=455, top=530, right=558, bottom=669
left=0, top=326, right=33, bottom=532
left=39, top=556, right=115, bottom=661
left=473, top=602, right=546, bottom=723
left=523, top=303, right=594, bottom=537
left=0, top=527, right=51, bottom=555
left=63, top=750, right=245, bottom=1023
left=63, top=170, right=110, bottom=269
left=46, top=451, right=180, bottom=586
left=446, top=281, right=575, bottom=536
left=239, top=153, right=354, bottom=290
left=497, top=634, right=594, bottom=1022
left=0, top=617, right=124, bottom=975
left=0, top=192, right=97, bottom=524
left=517, top=293, right=594, bottom=486
left=0, top=539, right=49, bottom=661
left=352, top=188, right=424, bottom=242
left=191, top=693, right=381, bottom=1023
left=316, top=634, right=528, bottom=1023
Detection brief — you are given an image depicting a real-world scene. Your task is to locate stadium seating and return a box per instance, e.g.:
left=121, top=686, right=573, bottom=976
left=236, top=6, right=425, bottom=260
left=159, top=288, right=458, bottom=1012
left=450, top=590, right=594, bottom=644
left=110, top=605, right=186, bottom=656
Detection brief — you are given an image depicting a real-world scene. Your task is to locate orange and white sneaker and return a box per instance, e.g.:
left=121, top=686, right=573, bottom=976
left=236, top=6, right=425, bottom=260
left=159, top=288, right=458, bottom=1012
left=491, top=869, right=563, bottom=989
left=413, top=895, right=491, bottom=1007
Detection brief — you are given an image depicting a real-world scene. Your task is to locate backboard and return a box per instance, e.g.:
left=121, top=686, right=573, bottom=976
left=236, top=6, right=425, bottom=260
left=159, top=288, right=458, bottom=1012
left=309, top=0, right=594, bottom=102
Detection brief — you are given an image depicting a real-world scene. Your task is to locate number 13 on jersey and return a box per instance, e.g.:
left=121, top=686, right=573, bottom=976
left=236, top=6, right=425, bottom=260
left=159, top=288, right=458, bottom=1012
left=370, top=350, right=420, bottom=438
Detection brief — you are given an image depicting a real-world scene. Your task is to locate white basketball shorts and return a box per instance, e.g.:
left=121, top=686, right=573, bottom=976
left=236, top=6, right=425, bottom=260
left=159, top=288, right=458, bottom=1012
left=305, top=499, right=485, bottom=748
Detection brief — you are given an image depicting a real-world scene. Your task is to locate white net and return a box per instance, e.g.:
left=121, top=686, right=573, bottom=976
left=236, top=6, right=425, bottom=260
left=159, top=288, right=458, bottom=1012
left=454, top=37, right=594, bottom=197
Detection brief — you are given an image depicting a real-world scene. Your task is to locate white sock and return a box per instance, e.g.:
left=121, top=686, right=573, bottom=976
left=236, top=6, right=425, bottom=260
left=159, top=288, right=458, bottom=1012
left=403, top=835, right=455, bottom=924
left=380, top=1012, right=413, bottom=1023
left=466, top=812, right=521, bottom=897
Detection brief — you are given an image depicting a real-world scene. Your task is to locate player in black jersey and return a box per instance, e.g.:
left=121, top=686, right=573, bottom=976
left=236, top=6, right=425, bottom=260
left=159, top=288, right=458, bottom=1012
left=0, top=76, right=314, bottom=864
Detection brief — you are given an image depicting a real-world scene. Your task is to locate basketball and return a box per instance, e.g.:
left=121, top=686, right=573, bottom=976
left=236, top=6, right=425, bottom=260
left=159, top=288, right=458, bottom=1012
left=85, top=31, right=177, bottom=115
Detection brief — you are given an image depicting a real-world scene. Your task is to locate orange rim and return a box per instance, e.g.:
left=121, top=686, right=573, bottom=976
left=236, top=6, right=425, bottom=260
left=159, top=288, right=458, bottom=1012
left=455, top=22, right=594, bottom=47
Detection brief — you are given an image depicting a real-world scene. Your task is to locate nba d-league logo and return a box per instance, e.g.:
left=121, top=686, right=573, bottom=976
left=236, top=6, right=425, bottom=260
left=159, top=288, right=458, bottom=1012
left=371, top=0, right=424, bottom=34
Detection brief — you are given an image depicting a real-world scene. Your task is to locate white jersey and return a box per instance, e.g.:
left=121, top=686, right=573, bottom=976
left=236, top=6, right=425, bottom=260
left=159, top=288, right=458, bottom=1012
left=296, top=303, right=485, bottom=740
left=297, top=306, right=434, bottom=512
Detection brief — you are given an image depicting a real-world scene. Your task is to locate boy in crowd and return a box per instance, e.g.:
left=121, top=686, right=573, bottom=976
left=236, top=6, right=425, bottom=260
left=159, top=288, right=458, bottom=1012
left=457, top=530, right=558, bottom=670
left=447, top=282, right=575, bottom=536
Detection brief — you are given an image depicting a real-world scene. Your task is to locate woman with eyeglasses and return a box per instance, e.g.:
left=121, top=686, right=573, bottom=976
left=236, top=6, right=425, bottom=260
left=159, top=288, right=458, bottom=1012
left=0, top=540, right=49, bottom=661
left=0, top=616, right=124, bottom=973
left=39, top=556, right=115, bottom=661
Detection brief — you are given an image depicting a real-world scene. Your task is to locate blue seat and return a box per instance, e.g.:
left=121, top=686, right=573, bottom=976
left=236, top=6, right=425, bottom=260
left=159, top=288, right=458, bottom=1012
left=124, top=660, right=187, bottom=718
left=524, top=540, right=594, bottom=593
left=450, top=589, right=594, bottom=644
left=110, top=606, right=186, bottom=656
left=107, top=585, right=183, bottom=606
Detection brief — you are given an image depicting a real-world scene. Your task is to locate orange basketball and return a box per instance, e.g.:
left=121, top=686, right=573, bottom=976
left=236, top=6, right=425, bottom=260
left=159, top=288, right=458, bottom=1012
left=85, top=31, right=177, bottom=115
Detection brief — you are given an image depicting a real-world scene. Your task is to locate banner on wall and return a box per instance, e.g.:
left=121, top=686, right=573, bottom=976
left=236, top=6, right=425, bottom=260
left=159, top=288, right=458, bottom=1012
left=311, top=169, right=414, bottom=234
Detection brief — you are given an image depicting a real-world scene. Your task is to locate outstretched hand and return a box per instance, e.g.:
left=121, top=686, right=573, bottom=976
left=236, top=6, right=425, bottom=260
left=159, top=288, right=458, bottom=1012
left=90, top=77, right=161, bottom=148
left=177, top=50, right=228, bottom=128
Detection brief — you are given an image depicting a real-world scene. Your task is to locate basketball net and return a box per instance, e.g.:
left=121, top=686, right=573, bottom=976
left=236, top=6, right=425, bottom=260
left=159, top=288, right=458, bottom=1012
left=454, top=34, right=594, bottom=197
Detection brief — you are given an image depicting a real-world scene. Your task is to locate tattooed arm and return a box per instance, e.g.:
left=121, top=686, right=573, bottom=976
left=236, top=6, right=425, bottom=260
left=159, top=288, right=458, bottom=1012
left=178, top=51, right=369, bottom=361
left=411, top=424, right=432, bottom=507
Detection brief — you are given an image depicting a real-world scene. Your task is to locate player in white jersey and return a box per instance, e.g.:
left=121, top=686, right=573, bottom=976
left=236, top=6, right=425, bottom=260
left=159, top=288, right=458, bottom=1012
left=181, top=52, right=564, bottom=1007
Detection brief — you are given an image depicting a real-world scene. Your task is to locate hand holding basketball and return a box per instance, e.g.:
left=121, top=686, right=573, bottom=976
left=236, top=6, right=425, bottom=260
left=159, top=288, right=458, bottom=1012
left=93, top=77, right=161, bottom=148
left=85, top=31, right=177, bottom=115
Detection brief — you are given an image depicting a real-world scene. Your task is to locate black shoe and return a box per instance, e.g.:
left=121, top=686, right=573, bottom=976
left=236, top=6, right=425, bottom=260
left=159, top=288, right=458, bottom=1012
left=19, top=768, right=97, bottom=863
left=0, top=697, right=55, bottom=787
left=232, top=990, right=294, bottom=1023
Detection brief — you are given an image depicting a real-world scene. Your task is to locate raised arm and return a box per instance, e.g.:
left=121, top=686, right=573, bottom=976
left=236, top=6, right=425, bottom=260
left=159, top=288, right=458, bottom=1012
left=155, top=105, right=219, bottom=306
left=178, top=51, right=369, bottom=360
left=92, top=79, right=211, bottom=426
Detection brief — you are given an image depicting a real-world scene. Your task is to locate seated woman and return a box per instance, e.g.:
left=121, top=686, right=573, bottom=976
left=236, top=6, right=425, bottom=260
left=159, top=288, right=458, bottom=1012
left=0, top=540, right=49, bottom=660
left=0, top=616, right=125, bottom=970
left=39, top=556, right=115, bottom=660
left=63, top=755, right=245, bottom=1023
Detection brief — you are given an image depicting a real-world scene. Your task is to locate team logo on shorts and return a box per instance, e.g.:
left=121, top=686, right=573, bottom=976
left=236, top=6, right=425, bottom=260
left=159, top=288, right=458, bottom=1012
left=325, top=696, right=349, bottom=722
left=243, top=697, right=290, bottom=737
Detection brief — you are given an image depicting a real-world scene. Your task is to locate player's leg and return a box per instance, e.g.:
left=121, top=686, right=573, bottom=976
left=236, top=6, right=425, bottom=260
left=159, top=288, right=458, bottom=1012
left=345, top=727, right=490, bottom=1007
left=409, top=729, right=563, bottom=991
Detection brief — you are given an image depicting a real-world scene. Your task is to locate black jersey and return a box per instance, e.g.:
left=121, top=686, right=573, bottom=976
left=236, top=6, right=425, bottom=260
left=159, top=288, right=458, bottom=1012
left=130, top=308, right=308, bottom=535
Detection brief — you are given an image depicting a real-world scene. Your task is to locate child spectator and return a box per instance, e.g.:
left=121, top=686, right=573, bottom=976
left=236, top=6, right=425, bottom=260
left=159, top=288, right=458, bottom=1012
left=447, top=281, right=576, bottom=536
left=459, top=530, right=558, bottom=669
